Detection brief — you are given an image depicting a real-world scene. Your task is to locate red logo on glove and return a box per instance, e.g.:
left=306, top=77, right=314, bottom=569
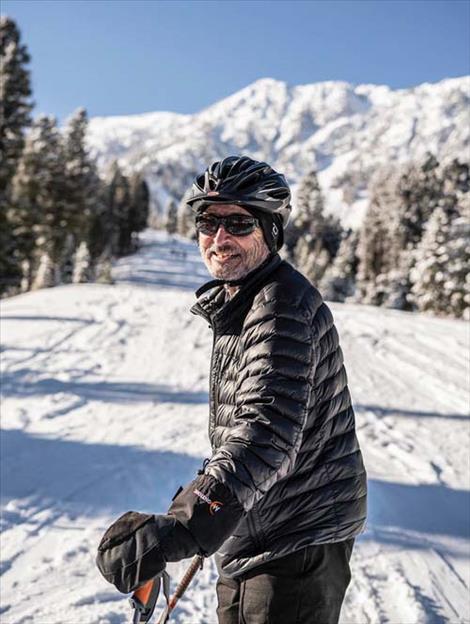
left=193, top=488, right=224, bottom=515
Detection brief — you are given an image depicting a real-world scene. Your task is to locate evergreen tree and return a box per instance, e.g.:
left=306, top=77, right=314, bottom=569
left=129, top=172, right=150, bottom=234
left=165, top=199, right=178, bottom=235
left=0, top=210, right=21, bottom=295
left=357, top=155, right=469, bottom=316
left=442, top=158, right=469, bottom=218
left=356, top=157, right=441, bottom=309
left=72, top=241, right=91, bottom=283
left=10, top=116, right=67, bottom=289
left=396, top=153, right=443, bottom=249
left=32, top=251, right=55, bottom=290
left=291, top=170, right=342, bottom=285
left=33, top=117, right=68, bottom=288
left=106, top=161, right=131, bottom=256
left=0, top=17, right=33, bottom=194
left=95, top=253, right=114, bottom=284
left=87, top=198, right=110, bottom=270
left=320, top=229, right=359, bottom=302
left=285, top=170, right=324, bottom=261
left=356, top=165, right=404, bottom=305
left=63, top=108, right=102, bottom=276
left=296, top=236, right=330, bottom=285
left=0, top=17, right=33, bottom=294
left=410, top=208, right=470, bottom=319
left=177, top=189, right=196, bottom=239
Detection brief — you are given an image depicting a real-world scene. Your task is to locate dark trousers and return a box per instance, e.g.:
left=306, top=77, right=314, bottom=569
left=216, top=540, right=354, bottom=624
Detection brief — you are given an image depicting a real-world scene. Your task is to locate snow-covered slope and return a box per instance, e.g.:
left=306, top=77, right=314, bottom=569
left=1, top=232, right=469, bottom=623
left=87, top=76, right=470, bottom=227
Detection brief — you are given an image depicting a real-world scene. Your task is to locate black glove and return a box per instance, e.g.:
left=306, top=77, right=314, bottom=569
left=96, top=511, right=197, bottom=593
left=167, top=473, right=244, bottom=556
left=96, top=474, right=244, bottom=594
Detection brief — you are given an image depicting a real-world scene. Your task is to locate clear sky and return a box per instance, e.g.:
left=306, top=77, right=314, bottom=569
left=2, top=0, right=469, bottom=122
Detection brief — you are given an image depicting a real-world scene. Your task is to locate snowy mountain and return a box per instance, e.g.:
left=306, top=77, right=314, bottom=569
left=87, top=76, right=470, bottom=227
left=1, top=231, right=469, bottom=623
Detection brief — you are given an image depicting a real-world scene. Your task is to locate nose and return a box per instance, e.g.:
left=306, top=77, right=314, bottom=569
left=213, top=224, right=232, bottom=245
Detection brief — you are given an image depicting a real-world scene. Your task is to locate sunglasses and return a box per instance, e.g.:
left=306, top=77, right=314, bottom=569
left=195, top=213, right=259, bottom=237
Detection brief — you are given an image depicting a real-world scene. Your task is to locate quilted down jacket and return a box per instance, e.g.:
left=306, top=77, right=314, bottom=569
left=190, top=253, right=367, bottom=578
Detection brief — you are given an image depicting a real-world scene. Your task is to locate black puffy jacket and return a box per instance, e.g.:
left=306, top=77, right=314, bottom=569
left=190, top=254, right=367, bottom=578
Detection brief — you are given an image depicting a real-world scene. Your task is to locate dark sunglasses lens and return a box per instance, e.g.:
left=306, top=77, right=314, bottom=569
left=195, top=214, right=258, bottom=236
left=224, top=217, right=257, bottom=236
left=195, top=216, right=218, bottom=235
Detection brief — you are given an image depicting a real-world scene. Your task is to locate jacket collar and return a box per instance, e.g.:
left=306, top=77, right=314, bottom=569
left=191, top=253, right=282, bottom=332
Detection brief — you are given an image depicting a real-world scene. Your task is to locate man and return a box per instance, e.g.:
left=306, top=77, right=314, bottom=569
left=96, top=156, right=367, bottom=624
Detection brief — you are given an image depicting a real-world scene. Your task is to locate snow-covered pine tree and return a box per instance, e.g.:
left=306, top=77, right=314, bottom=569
left=356, top=158, right=435, bottom=309
left=10, top=127, right=42, bottom=290
left=387, top=154, right=452, bottom=310
left=32, top=251, right=55, bottom=290
left=28, top=116, right=69, bottom=288
left=165, top=199, right=178, bottom=235
left=0, top=17, right=33, bottom=294
left=72, top=241, right=91, bottom=283
left=359, top=164, right=405, bottom=305
left=284, top=170, right=323, bottom=262
left=410, top=207, right=470, bottom=319
left=396, top=153, right=443, bottom=248
left=292, top=170, right=342, bottom=285
left=442, top=158, right=469, bottom=218
left=320, top=229, right=359, bottom=302
left=63, top=108, right=102, bottom=279
left=95, top=252, right=114, bottom=284
left=177, top=189, right=196, bottom=239
left=0, top=17, right=33, bottom=195
left=357, top=155, right=468, bottom=314
left=10, top=116, right=66, bottom=290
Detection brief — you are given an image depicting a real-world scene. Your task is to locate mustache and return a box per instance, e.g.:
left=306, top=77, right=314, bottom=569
left=207, top=243, right=240, bottom=255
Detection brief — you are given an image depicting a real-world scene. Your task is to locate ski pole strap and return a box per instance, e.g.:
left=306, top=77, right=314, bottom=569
left=130, top=571, right=171, bottom=624
left=156, top=555, right=204, bottom=624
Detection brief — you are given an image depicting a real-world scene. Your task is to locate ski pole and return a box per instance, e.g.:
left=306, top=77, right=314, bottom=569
left=156, top=554, right=204, bottom=624
left=129, top=571, right=169, bottom=624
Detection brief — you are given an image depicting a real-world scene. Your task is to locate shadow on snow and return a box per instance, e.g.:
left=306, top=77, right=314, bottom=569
left=1, top=430, right=468, bottom=550
left=1, top=428, right=203, bottom=528
left=355, top=403, right=469, bottom=421
left=0, top=370, right=208, bottom=404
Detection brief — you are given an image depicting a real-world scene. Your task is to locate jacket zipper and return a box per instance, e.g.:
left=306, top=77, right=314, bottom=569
left=209, top=328, right=218, bottom=444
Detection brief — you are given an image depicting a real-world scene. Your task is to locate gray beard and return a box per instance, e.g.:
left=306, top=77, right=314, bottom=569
left=203, top=230, right=269, bottom=282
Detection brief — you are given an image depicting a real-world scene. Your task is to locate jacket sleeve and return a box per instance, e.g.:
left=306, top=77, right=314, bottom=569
left=205, top=296, right=315, bottom=510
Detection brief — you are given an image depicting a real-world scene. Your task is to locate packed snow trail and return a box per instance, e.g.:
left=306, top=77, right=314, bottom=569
left=1, top=231, right=469, bottom=624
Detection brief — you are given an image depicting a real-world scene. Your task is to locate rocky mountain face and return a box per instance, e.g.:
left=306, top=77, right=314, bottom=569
left=87, top=76, right=469, bottom=227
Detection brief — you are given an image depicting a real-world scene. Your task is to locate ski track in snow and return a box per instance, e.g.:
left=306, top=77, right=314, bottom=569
left=1, top=230, right=469, bottom=624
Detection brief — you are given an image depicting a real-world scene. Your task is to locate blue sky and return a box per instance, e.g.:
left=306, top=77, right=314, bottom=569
left=3, top=0, right=469, bottom=121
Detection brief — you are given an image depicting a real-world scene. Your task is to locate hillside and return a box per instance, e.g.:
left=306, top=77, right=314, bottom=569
left=1, top=231, right=469, bottom=623
left=87, top=76, right=470, bottom=227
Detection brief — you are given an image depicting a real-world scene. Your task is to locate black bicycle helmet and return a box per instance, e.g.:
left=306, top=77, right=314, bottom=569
left=186, top=155, right=292, bottom=226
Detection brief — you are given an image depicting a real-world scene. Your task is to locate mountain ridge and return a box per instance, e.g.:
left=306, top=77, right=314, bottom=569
left=87, top=75, right=470, bottom=227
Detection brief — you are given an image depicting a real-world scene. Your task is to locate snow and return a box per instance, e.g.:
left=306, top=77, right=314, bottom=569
left=1, top=231, right=469, bottom=623
left=86, top=75, right=470, bottom=227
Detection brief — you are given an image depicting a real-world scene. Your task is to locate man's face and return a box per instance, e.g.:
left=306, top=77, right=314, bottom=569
left=198, top=204, right=269, bottom=281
